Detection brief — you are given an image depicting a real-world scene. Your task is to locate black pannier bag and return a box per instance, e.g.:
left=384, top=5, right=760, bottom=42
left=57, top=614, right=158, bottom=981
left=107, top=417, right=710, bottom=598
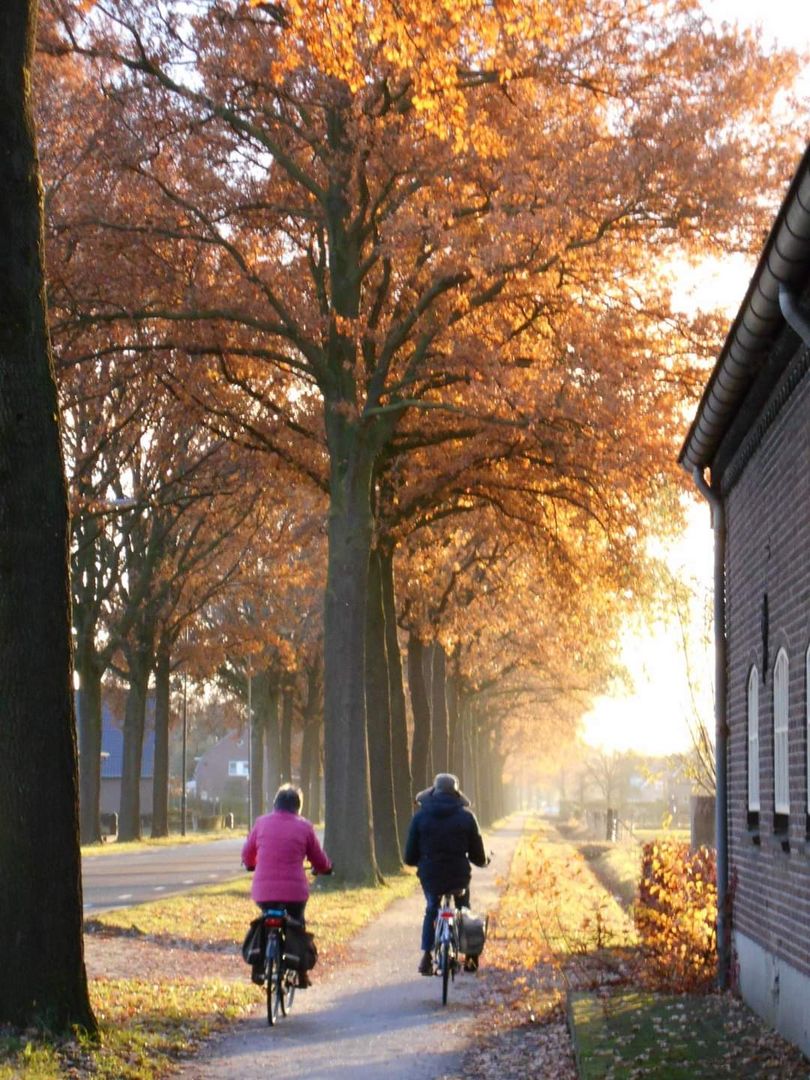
left=457, top=909, right=488, bottom=957
left=242, top=916, right=266, bottom=965
left=283, top=925, right=319, bottom=971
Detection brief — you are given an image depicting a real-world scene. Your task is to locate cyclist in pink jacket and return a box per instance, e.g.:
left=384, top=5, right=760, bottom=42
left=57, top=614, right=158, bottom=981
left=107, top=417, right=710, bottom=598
left=242, top=784, right=332, bottom=984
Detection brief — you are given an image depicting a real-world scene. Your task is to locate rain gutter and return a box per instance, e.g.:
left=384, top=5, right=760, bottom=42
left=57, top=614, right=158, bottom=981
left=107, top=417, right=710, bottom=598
left=679, top=145, right=810, bottom=475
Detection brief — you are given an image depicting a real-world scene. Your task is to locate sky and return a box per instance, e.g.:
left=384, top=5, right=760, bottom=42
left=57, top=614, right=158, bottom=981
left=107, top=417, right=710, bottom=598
left=579, top=0, right=810, bottom=757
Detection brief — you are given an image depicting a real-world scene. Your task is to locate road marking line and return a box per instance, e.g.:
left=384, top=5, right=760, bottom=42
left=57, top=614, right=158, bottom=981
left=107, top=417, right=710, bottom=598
left=153, top=886, right=166, bottom=892
left=183, top=879, right=195, bottom=885
left=117, top=893, right=133, bottom=900
left=208, top=873, right=218, bottom=879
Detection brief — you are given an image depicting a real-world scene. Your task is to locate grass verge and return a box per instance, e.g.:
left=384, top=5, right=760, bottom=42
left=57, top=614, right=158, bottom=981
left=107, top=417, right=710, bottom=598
left=81, top=832, right=238, bottom=858
left=459, top=818, right=637, bottom=1080
left=576, top=842, right=641, bottom=910
left=0, top=871, right=417, bottom=1078
left=569, top=989, right=810, bottom=1079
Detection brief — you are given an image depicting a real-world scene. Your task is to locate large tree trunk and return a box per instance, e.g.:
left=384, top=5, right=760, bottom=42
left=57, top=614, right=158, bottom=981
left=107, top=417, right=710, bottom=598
left=467, top=699, right=483, bottom=816
left=475, top=716, right=493, bottom=827
left=151, top=636, right=171, bottom=838
left=365, top=550, right=401, bottom=874
left=446, top=664, right=461, bottom=777
left=422, top=642, right=435, bottom=778
left=300, top=716, right=321, bottom=821
left=379, top=547, right=413, bottom=847
left=407, top=634, right=432, bottom=795
left=255, top=669, right=281, bottom=809
left=75, top=634, right=103, bottom=845
left=0, top=0, right=95, bottom=1029
left=280, top=679, right=293, bottom=784
left=430, top=642, right=449, bottom=775
left=322, top=415, right=378, bottom=883
left=119, top=642, right=151, bottom=841
left=248, top=674, right=266, bottom=822
left=299, top=660, right=322, bottom=822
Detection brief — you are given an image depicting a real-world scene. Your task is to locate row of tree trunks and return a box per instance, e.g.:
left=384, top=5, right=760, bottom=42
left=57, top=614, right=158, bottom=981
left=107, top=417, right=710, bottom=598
left=465, top=711, right=506, bottom=828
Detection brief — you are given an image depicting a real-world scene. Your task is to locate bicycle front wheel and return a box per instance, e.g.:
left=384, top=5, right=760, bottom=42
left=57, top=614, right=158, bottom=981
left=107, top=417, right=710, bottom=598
left=441, top=941, right=450, bottom=1005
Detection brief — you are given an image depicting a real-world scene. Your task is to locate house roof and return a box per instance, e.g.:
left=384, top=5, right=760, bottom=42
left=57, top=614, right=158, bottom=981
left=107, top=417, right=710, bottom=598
left=100, top=704, right=155, bottom=779
left=679, top=144, right=810, bottom=474
left=75, top=694, right=155, bottom=778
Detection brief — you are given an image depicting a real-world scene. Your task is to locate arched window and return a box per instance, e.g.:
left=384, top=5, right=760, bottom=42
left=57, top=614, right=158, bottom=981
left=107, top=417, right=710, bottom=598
left=773, top=649, right=790, bottom=817
left=748, top=666, right=760, bottom=813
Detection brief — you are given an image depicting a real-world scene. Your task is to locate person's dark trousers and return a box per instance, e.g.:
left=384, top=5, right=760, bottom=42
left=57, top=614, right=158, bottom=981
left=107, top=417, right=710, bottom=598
left=420, top=887, right=470, bottom=950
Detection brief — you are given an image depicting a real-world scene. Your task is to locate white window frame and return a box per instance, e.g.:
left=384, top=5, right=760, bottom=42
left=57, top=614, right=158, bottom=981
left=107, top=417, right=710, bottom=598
left=748, top=666, right=760, bottom=813
left=773, top=648, right=790, bottom=816
left=228, top=760, right=249, bottom=778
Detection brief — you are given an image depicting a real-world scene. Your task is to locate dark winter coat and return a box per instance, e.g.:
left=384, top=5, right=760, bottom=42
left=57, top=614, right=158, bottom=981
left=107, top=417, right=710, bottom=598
left=404, top=791, right=487, bottom=894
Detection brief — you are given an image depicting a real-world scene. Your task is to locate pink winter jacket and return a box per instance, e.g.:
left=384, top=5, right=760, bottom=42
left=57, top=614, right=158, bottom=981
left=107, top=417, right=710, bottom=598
left=242, top=810, right=331, bottom=903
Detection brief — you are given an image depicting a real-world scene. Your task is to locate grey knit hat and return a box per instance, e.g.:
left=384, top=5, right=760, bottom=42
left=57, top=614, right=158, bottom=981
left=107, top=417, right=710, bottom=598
left=433, top=773, right=459, bottom=794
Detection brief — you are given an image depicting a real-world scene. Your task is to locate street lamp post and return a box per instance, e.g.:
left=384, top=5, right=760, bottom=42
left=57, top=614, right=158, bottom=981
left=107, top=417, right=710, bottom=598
left=181, top=662, right=188, bottom=837
left=247, top=670, right=253, bottom=826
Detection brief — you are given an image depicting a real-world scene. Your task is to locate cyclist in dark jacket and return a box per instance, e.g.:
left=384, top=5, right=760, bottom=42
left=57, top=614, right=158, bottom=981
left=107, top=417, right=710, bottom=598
left=404, top=772, right=488, bottom=975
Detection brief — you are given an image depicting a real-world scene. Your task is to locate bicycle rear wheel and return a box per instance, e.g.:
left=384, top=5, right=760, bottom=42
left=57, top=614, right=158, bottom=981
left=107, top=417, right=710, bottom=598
left=441, top=941, right=450, bottom=1005
left=266, top=951, right=282, bottom=1025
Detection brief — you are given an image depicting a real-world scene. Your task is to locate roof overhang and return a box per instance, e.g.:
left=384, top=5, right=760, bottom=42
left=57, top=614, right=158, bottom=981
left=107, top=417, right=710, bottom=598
left=679, top=145, right=810, bottom=475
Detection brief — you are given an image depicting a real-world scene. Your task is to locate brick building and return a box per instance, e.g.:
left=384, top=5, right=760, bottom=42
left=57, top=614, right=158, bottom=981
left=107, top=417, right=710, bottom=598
left=681, top=145, right=810, bottom=1054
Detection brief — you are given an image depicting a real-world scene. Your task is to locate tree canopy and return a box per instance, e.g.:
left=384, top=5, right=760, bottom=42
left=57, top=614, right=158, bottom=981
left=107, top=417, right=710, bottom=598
left=34, top=0, right=807, bottom=878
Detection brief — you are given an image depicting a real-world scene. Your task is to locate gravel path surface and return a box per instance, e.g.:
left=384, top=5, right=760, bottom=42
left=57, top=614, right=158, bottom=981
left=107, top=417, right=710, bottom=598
left=176, top=818, right=524, bottom=1080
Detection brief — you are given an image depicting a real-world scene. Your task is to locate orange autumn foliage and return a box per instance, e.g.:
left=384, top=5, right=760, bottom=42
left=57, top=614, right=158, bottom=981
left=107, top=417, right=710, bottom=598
left=635, top=840, right=717, bottom=993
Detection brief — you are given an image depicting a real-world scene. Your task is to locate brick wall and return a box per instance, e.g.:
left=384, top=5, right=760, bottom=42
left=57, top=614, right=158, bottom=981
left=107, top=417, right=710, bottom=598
left=722, top=339, right=810, bottom=977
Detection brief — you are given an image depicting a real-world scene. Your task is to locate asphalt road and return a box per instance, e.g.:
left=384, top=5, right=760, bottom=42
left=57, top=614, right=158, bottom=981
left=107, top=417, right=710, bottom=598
left=175, top=818, right=525, bottom=1080
left=81, top=836, right=246, bottom=913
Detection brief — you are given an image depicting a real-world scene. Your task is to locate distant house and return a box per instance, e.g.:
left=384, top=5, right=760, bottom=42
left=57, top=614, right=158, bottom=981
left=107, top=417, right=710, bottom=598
left=680, top=145, right=810, bottom=1054
left=193, top=732, right=250, bottom=807
left=76, top=695, right=155, bottom=817
left=100, top=702, right=155, bottom=817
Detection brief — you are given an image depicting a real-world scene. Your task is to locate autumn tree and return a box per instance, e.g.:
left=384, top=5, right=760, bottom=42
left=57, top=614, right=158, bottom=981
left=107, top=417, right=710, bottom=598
left=41, top=0, right=802, bottom=880
left=0, top=0, right=95, bottom=1031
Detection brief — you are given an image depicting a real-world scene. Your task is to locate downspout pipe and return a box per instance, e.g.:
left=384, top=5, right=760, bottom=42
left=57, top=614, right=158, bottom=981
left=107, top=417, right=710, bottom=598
left=692, top=467, right=730, bottom=991
left=778, top=284, right=810, bottom=346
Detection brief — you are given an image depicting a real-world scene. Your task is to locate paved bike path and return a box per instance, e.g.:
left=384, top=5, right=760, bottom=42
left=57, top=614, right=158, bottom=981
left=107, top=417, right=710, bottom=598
left=176, top=817, right=525, bottom=1080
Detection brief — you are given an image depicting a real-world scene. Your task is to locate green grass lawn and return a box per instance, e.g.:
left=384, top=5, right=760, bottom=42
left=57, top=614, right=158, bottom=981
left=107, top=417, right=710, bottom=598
left=568, top=990, right=810, bottom=1079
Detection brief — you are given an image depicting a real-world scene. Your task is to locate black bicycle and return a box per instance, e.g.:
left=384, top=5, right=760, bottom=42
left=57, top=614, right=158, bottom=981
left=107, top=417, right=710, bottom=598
left=261, top=906, right=300, bottom=1025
